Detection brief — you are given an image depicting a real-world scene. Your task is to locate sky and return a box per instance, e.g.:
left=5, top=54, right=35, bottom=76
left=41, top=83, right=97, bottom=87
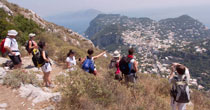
left=7, top=0, right=210, bottom=17
left=7, top=0, right=210, bottom=27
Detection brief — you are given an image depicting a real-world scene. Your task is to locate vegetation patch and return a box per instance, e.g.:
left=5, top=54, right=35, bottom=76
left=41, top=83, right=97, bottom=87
left=3, top=70, right=41, bottom=88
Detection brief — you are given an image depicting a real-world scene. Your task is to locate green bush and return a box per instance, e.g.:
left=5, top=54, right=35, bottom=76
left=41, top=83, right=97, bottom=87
left=0, top=8, right=43, bottom=45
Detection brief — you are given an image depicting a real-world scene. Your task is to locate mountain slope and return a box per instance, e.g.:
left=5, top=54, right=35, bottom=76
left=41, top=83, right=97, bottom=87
left=85, top=14, right=210, bottom=90
left=0, top=1, right=210, bottom=110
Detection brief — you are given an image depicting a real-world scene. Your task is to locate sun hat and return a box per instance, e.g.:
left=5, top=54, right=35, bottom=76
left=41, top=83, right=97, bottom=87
left=8, top=30, right=18, bottom=36
left=113, top=50, right=120, bottom=58
left=29, top=33, right=36, bottom=38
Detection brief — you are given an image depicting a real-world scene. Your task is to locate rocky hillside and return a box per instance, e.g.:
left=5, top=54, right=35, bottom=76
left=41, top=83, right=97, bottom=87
left=1, top=1, right=210, bottom=110
left=85, top=14, right=210, bottom=90
left=0, top=0, right=94, bottom=48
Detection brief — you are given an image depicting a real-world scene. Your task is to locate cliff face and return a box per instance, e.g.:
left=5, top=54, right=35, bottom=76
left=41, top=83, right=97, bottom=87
left=85, top=14, right=210, bottom=90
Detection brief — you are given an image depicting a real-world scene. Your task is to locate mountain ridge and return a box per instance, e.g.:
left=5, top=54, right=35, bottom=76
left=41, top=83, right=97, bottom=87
left=85, top=13, right=210, bottom=90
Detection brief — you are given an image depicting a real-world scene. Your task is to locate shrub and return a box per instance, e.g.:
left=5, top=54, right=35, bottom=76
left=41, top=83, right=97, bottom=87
left=56, top=66, right=171, bottom=110
left=3, top=70, right=41, bottom=88
left=0, top=8, right=43, bottom=45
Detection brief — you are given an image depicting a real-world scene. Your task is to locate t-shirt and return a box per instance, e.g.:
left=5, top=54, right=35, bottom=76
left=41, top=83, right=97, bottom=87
left=66, top=56, right=76, bottom=66
left=4, top=37, right=20, bottom=56
left=130, top=59, right=136, bottom=73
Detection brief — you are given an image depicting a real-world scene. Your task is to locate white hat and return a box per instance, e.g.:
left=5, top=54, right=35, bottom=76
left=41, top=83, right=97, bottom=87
left=29, top=33, right=36, bottom=37
left=8, top=30, right=18, bottom=36
left=113, top=50, right=120, bottom=58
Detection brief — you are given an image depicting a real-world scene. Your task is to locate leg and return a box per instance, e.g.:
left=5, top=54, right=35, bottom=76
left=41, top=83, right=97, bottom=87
left=178, top=103, right=186, bottom=110
left=43, top=72, right=48, bottom=86
left=93, top=70, right=98, bottom=76
left=45, top=72, right=52, bottom=85
left=171, top=97, right=177, bottom=110
left=9, top=56, right=21, bottom=69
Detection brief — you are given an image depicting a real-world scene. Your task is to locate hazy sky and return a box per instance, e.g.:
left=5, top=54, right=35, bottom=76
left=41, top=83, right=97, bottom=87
left=7, top=0, right=210, bottom=17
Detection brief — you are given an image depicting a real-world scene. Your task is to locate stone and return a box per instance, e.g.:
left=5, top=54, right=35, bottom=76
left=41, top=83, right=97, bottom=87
left=0, top=67, right=7, bottom=84
left=19, top=84, right=61, bottom=104
left=0, top=103, right=7, bottom=108
left=42, top=105, right=55, bottom=110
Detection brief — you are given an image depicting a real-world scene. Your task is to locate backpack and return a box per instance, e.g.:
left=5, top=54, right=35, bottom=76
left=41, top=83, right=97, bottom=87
left=109, top=59, right=117, bottom=69
left=0, top=38, right=12, bottom=55
left=0, top=39, right=6, bottom=54
left=32, top=48, right=45, bottom=67
left=82, top=57, right=95, bottom=73
left=119, top=56, right=133, bottom=75
left=170, top=76, right=190, bottom=103
left=25, top=40, right=34, bottom=53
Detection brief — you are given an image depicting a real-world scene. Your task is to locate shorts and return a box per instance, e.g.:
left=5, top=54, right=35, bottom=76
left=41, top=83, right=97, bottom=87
left=41, top=63, right=52, bottom=73
left=9, top=55, right=22, bottom=65
left=125, top=74, right=136, bottom=83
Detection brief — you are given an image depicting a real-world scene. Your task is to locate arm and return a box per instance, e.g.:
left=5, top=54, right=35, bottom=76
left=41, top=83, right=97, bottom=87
left=4, top=46, right=15, bottom=56
left=81, top=57, right=86, bottom=64
left=169, top=66, right=175, bottom=80
left=29, top=41, right=38, bottom=49
left=66, top=62, right=71, bottom=68
left=4, top=39, right=15, bottom=56
left=133, top=61, right=138, bottom=72
left=93, top=51, right=106, bottom=60
left=185, top=68, right=191, bottom=84
left=42, top=51, right=49, bottom=62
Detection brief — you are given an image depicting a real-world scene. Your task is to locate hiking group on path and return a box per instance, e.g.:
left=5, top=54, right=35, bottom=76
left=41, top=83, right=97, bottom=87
left=1, top=29, right=191, bottom=110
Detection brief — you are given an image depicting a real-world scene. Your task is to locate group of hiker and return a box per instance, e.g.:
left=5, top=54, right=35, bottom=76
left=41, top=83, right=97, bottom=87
left=1, top=29, right=191, bottom=110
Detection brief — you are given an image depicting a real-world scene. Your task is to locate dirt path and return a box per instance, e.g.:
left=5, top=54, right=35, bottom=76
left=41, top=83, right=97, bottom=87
left=0, top=56, right=65, bottom=110
left=21, top=55, right=63, bottom=80
left=0, top=85, right=50, bottom=110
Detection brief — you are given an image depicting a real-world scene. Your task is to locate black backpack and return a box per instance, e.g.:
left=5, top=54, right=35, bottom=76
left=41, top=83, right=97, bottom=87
left=170, top=76, right=190, bottom=103
left=119, top=56, right=133, bottom=75
left=32, top=48, right=45, bottom=67
left=25, top=40, right=34, bottom=53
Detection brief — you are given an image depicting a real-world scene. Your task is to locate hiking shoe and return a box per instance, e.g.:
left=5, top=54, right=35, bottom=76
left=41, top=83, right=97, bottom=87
left=48, top=84, right=55, bottom=88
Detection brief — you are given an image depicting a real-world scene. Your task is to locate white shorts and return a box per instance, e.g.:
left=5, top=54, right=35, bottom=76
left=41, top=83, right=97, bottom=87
left=41, top=63, right=52, bottom=73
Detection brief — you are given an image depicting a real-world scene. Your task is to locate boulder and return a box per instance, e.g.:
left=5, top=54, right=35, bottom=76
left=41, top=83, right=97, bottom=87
left=19, top=84, right=61, bottom=104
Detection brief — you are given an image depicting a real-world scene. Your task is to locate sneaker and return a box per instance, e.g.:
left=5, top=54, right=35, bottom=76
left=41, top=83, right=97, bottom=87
left=48, top=84, right=55, bottom=88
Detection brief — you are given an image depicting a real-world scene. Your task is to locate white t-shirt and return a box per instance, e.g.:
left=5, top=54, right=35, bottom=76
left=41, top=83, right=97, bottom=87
left=4, top=37, right=20, bottom=56
left=66, top=56, right=76, bottom=66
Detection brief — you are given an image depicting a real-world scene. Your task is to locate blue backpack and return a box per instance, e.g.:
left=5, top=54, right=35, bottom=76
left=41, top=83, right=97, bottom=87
left=82, top=57, right=95, bottom=73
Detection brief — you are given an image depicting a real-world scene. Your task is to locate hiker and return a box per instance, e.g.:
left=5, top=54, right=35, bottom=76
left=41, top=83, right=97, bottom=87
left=169, top=63, right=191, bottom=110
left=27, top=33, right=38, bottom=67
left=81, top=49, right=106, bottom=75
left=4, top=30, right=22, bottom=69
left=119, top=48, right=138, bottom=83
left=66, top=49, right=76, bottom=71
left=26, top=33, right=38, bottom=55
left=38, top=41, right=53, bottom=87
left=109, top=50, right=122, bottom=80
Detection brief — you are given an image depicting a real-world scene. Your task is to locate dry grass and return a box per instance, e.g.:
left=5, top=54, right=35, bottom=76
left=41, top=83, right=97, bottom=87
left=3, top=70, right=41, bottom=88
left=56, top=64, right=172, bottom=110
left=56, top=60, right=210, bottom=110
left=192, top=90, right=210, bottom=110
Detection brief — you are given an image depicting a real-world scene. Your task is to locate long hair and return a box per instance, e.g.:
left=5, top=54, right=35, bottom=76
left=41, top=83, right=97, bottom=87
left=67, top=49, right=75, bottom=57
left=38, top=41, right=45, bottom=49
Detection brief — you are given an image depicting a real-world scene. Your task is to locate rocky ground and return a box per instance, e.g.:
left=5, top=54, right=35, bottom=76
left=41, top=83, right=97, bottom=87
left=0, top=56, right=64, bottom=110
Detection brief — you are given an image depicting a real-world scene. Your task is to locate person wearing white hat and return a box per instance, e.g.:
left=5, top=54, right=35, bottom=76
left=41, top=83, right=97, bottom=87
left=4, top=30, right=22, bottom=69
left=26, top=33, right=38, bottom=67
left=109, top=50, right=122, bottom=81
left=26, top=33, right=37, bottom=54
